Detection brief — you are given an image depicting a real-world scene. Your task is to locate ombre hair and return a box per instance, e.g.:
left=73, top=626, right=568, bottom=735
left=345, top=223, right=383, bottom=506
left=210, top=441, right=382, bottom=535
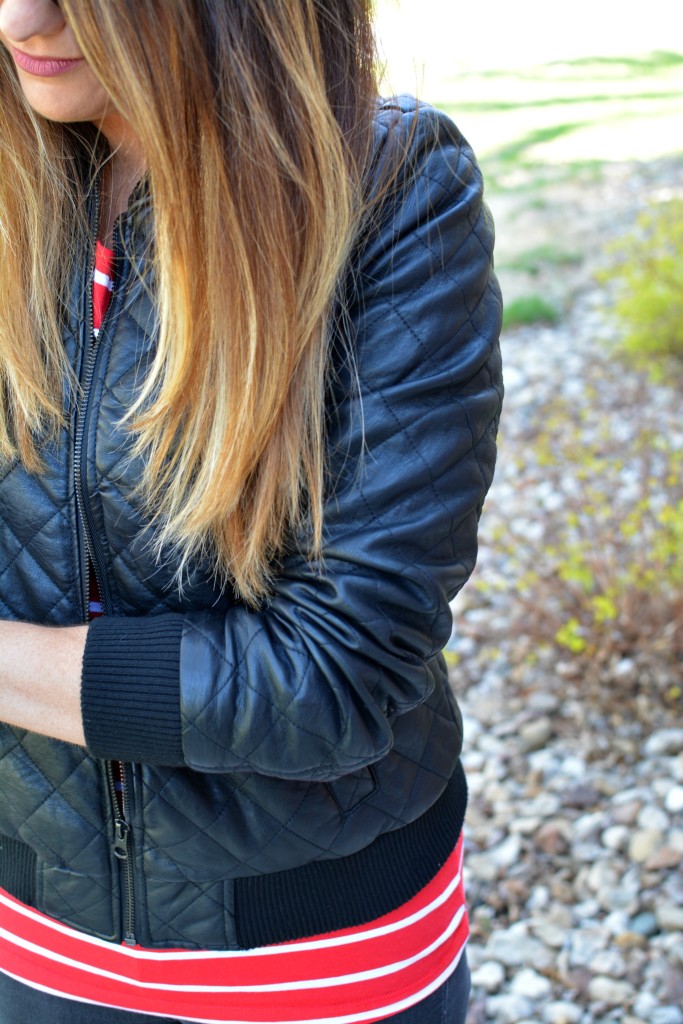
left=0, top=0, right=378, bottom=603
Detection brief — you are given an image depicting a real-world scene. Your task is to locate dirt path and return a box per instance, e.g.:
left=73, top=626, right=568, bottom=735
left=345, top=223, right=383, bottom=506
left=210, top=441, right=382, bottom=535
left=487, top=154, right=683, bottom=313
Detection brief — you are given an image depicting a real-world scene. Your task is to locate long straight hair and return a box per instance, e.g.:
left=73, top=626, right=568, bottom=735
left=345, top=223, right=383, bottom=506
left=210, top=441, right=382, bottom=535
left=0, top=0, right=378, bottom=603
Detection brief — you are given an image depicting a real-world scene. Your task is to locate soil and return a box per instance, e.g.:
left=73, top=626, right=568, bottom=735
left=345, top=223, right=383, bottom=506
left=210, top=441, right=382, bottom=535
left=488, top=153, right=683, bottom=311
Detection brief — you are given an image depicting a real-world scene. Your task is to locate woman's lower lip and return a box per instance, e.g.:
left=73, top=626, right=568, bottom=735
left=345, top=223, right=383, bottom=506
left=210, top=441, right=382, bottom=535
left=11, top=47, right=85, bottom=77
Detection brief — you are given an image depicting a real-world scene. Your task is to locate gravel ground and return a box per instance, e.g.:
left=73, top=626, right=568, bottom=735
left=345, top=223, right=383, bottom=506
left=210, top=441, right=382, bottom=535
left=448, top=157, right=683, bottom=1023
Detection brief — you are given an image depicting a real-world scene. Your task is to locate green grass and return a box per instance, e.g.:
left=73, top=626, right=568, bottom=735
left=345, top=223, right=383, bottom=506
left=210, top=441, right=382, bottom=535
left=467, top=51, right=683, bottom=80
left=550, top=51, right=683, bottom=73
left=487, top=122, right=588, bottom=166
left=429, top=48, right=683, bottom=189
left=503, top=295, right=560, bottom=330
left=448, top=91, right=683, bottom=114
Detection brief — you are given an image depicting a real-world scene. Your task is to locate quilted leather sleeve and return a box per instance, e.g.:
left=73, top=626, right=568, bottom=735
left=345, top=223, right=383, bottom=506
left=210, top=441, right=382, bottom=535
left=82, top=101, right=502, bottom=774
left=176, top=103, right=503, bottom=777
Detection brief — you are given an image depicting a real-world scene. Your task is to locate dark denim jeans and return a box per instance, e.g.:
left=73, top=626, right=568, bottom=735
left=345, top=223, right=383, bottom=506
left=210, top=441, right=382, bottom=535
left=392, top=952, right=471, bottom=1024
left=0, top=952, right=470, bottom=1023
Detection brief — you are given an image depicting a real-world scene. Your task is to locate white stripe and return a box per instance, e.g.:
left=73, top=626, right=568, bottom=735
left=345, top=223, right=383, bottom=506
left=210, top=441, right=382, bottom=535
left=92, top=326, right=100, bottom=338
left=0, top=943, right=466, bottom=1024
left=93, top=268, right=114, bottom=290
left=0, top=861, right=462, bottom=961
left=0, top=905, right=465, bottom=993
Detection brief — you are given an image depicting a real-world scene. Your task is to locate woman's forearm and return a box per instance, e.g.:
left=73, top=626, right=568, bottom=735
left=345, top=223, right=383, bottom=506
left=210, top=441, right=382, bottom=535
left=0, top=621, right=87, bottom=746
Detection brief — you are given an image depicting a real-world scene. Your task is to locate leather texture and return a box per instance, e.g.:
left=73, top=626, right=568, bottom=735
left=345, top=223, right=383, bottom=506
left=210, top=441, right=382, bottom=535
left=0, top=97, right=503, bottom=948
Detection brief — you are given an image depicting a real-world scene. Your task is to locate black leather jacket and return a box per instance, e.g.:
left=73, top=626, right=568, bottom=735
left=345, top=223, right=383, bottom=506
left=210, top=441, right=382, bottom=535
left=0, top=98, right=502, bottom=949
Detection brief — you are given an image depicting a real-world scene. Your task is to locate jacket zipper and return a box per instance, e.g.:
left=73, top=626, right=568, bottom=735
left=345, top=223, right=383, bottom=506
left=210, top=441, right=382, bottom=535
left=75, top=180, right=137, bottom=946
left=107, top=762, right=136, bottom=945
left=74, top=184, right=121, bottom=617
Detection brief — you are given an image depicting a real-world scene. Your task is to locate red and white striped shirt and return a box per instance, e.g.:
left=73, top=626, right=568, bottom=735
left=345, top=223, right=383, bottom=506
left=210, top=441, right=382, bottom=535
left=0, top=836, right=467, bottom=1023
left=0, top=242, right=469, bottom=1022
left=92, top=240, right=115, bottom=338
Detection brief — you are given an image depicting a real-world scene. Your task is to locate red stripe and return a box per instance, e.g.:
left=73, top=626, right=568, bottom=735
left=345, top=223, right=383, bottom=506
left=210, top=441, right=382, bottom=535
left=0, top=837, right=467, bottom=1022
left=93, top=241, right=115, bottom=332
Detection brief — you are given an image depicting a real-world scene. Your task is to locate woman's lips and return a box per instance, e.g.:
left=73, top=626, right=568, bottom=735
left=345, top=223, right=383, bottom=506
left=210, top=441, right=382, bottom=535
left=10, top=46, right=84, bottom=77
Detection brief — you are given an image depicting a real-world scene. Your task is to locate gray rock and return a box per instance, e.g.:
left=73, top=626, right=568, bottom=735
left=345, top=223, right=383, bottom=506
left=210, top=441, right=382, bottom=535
left=489, top=832, right=522, bottom=869
left=510, top=968, right=553, bottom=1000
left=665, top=785, right=683, bottom=814
left=530, top=915, right=570, bottom=949
left=612, top=787, right=651, bottom=805
left=527, top=691, right=560, bottom=713
left=628, top=828, right=663, bottom=863
left=614, top=658, right=637, bottom=681
left=651, top=1010, right=683, bottom=1024
left=637, top=804, right=670, bottom=831
left=568, top=926, right=608, bottom=967
left=590, top=949, right=627, bottom=978
left=486, top=925, right=554, bottom=969
left=563, top=782, right=601, bottom=808
left=466, top=851, right=499, bottom=883
left=511, top=816, right=543, bottom=836
left=526, top=885, right=550, bottom=912
left=486, top=993, right=536, bottom=1024
left=535, top=819, right=572, bottom=855
left=585, top=859, right=619, bottom=895
left=587, top=975, right=635, bottom=1004
left=653, top=778, right=673, bottom=801
left=599, top=885, right=640, bottom=915
left=543, top=1002, right=583, bottom=1024
left=519, top=716, right=554, bottom=753
left=656, top=904, right=683, bottom=932
left=603, top=909, right=630, bottom=936
left=644, top=846, right=682, bottom=871
left=528, top=749, right=562, bottom=776
left=644, top=729, right=683, bottom=757
left=632, top=993, right=660, bottom=1018
left=465, top=942, right=487, bottom=971
left=573, top=838, right=607, bottom=863
left=611, top=800, right=642, bottom=826
left=666, top=827, right=683, bottom=852
left=665, top=937, right=683, bottom=966
left=574, top=811, right=608, bottom=841
left=629, top=911, right=659, bottom=937
left=602, top=825, right=629, bottom=851
left=526, top=793, right=562, bottom=817
left=573, top=897, right=602, bottom=921
left=471, top=960, right=506, bottom=992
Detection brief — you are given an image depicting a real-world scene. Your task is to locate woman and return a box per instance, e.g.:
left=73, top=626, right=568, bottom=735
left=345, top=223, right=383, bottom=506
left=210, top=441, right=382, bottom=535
left=0, top=1, right=502, bottom=1021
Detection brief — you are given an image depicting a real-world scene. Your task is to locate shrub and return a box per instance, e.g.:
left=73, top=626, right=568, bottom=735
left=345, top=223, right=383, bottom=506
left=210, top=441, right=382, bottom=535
left=463, top=384, right=683, bottom=691
left=599, top=198, right=683, bottom=377
left=502, top=294, right=559, bottom=329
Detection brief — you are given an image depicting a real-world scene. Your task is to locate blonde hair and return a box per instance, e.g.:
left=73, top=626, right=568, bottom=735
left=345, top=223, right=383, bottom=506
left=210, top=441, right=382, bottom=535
left=0, top=0, right=377, bottom=604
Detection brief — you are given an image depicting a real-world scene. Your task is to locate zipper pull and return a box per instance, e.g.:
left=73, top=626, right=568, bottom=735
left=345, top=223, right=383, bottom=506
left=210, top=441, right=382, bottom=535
left=113, top=819, right=130, bottom=860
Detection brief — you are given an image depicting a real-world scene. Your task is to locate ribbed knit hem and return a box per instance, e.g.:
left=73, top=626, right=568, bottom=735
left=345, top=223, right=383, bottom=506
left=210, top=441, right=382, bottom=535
left=0, top=834, right=37, bottom=906
left=82, top=613, right=185, bottom=765
left=234, top=760, right=468, bottom=948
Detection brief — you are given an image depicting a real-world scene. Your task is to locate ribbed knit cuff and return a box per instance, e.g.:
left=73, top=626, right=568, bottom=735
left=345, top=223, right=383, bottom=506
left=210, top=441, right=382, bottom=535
left=82, top=613, right=185, bottom=766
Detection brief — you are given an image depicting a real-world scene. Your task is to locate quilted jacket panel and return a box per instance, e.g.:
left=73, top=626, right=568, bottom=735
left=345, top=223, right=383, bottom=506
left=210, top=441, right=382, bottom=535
left=0, top=98, right=502, bottom=947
